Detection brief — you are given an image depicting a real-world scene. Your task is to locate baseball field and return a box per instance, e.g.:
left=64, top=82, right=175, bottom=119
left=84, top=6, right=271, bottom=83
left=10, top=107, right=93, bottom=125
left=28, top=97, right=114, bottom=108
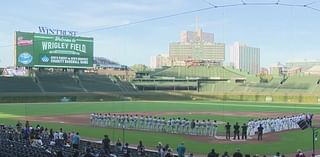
left=0, top=100, right=319, bottom=156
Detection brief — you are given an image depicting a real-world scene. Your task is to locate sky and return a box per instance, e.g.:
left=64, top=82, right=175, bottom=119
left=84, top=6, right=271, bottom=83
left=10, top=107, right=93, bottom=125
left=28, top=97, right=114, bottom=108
left=1, top=0, right=320, bottom=67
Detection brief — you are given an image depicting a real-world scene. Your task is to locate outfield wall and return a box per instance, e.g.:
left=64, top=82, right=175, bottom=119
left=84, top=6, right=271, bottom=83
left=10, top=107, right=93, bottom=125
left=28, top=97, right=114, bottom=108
left=0, top=90, right=319, bottom=104
left=0, top=91, right=192, bottom=103
left=188, top=92, right=320, bottom=104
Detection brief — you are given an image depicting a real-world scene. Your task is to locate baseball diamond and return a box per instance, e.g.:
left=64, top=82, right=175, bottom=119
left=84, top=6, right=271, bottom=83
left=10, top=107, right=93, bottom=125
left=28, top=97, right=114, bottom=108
left=0, top=101, right=319, bottom=156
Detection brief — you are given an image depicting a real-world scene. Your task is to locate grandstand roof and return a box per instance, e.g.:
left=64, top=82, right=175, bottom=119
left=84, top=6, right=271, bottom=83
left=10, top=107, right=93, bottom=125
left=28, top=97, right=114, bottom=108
left=94, top=57, right=127, bottom=69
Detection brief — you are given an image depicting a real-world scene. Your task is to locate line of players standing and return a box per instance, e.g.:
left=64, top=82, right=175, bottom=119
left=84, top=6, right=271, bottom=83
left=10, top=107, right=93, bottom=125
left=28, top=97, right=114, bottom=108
left=225, top=113, right=313, bottom=141
left=90, top=113, right=219, bottom=137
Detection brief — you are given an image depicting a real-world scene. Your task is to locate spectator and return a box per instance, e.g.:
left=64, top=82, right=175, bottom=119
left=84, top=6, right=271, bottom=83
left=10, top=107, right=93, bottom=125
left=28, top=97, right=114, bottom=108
left=160, top=148, right=166, bottom=157
left=83, top=148, right=95, bottom=157
left=157, top=142, right=163, bottom=157
left=176, top=143, right=186, bottom=157
left=207, top=149, right=218, bottom=157
left=62, top=131, right=68, bottom=144
left=25, top=120, right=30, bottom=129
left=70, top=131, right=75, bottom=144
left=72, top=132, right=80, bottom=149
left=164, top=144, right=170, bottom=151
left=188, top=153, right=194, bottom=157
left=222, top=152, right=230, bottom=157
left=34, top=136, right=43, bottom=148
left=274, top=152, right=281, bottom=157
left=59, top=128, right=64, bottom=140
left=56, top=150, right=64, bottom=157
left=233, top=148, right=243, bottom=157
left=49, top=128, right=54, bottom=140
left=165, top=149, right=173, bottom=157
left=72, top=151, right=80, bottom=157
left=137, top=140, right=145, bottom=157
left=102, top=135, right=111, bottom=155
left=54, top=131, right=59, bottom=141
left=115, top=138, right=122, bottom=153
left=42, top=128, right=49, bottom=139
left=16, top=121, right=22, bottom=132
left=98, top=149, right=108, bottom=157
left=123, top=143, right=131, bottom=157
left=295, top=149, right=305, bottom=157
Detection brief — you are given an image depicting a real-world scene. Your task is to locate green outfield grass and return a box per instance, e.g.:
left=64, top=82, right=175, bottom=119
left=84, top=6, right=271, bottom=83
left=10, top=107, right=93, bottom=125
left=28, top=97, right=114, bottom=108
left=0, top=101, right=319, bottom=155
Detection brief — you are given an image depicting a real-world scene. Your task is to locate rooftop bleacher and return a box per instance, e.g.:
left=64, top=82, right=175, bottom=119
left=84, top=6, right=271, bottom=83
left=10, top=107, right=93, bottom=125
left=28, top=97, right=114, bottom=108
left=151, top=66, right=246, bottom=79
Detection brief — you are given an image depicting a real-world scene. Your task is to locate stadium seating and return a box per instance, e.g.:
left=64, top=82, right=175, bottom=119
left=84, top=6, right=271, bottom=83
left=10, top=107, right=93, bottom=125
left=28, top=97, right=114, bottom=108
left=78, top=74, right=123, bottom=92
left=36, top=72, right=84, bottom=92
left=199, top=82, right=238, bottom=93
left=0, top=77, right=41, bottom=92
left=0, top=125, right=161, bottom=157
left=0, top=72, right=137, bottom=94
left=275, top=75, right=319, bottom=93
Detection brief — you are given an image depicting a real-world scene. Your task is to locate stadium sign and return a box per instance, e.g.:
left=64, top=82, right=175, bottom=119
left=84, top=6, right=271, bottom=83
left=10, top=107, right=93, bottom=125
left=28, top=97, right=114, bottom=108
left=15, top=31, right=93, bottom=68
left=38, top=26, right=77, bottom=36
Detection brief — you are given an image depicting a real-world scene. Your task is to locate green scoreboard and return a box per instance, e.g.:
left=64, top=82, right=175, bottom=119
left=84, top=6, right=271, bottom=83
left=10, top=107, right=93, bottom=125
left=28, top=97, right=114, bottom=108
left=15, top=31, right=93, bottom=68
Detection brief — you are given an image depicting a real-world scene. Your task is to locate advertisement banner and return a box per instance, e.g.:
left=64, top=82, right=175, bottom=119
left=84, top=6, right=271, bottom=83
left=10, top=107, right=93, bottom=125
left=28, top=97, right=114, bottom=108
left=15, top=31, right=93, bottom=68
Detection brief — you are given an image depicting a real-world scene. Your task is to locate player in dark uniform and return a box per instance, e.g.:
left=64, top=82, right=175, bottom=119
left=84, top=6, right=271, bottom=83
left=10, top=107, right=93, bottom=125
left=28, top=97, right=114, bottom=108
left=190, top=120, right=195, bottom=135
left=257, top=124, right=264, bottom=141
left=233, top=122, right=240, bottom=140
left=225, top=122, right=231, bottom=140
left=241, top=123, right=248, bottom=140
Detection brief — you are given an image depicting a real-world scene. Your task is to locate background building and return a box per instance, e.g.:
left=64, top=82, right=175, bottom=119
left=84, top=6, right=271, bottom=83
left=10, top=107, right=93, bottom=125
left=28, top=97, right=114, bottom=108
left=285, top=59, right=320, bottom=76
left=269, top=62, right=286, bottom=76
left=150, top=54, right=171, bottom=69
left=169, top=28, right=225, bottom=65
left=286, top=59, right=320, bottom=70
left=230, top=42, right=260, bottom=74
left=180, top=28, right=214, bottom=43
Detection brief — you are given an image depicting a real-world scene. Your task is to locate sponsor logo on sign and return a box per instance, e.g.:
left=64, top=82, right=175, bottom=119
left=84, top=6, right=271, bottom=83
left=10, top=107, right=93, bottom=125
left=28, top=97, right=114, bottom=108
left=18, top=52, right=33, bottom=65
left=41, top=55, right=50, bottom=63
left=17, top=37, right=33, bottom=46
left=38, top=26, right=77, bottom=36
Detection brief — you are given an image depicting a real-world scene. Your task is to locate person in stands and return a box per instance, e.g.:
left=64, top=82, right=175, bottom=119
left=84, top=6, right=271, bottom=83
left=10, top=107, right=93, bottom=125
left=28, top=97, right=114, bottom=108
left=137, top=140, right=146, bottom=157
left=233, top=148, right=243, bottom=157
left=102, top=135, right=111, bottom=155
left=176, top=143, right=186, bottom=157
left=207, top=148, right=218, bottom=157
left=295, top=149, right=305, bottom=157
left=72, top=132, right=80, bottom=149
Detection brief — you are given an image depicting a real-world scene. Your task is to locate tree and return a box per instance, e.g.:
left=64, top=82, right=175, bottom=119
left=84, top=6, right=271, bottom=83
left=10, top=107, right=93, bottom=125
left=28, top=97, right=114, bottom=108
left=131, top=64, right=149, bottom=72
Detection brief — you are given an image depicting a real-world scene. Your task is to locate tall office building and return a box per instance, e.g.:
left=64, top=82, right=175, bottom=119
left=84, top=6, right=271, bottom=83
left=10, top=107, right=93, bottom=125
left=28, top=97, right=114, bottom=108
left=169, top=28, right=225, bottom=65
left=230, top=42, right=260, bottom=74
